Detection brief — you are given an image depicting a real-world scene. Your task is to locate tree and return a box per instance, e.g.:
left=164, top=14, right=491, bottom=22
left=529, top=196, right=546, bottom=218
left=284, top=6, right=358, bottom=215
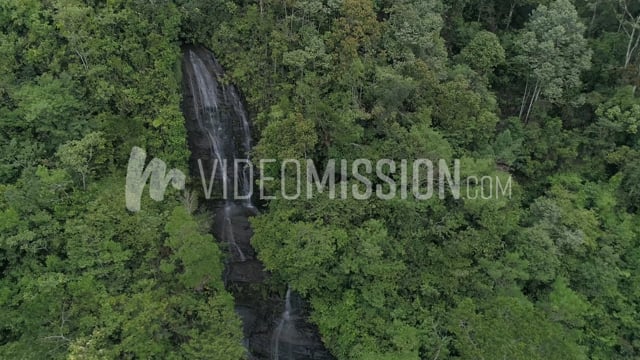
left=56, top=132, right=109, bottom=190
left=618, top=0, right=640, bottom=71
left=384, top=0, right=447, bottom=67
left=448, top=295, right=587, bottom=359
left=516, top=0, right=592, bottom=122
left=459, top=31, right=505, bottom=75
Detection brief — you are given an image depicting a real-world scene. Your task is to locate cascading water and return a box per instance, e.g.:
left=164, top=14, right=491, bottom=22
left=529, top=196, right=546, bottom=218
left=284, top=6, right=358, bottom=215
left=184, top=49, right=252, bottom=262
left=182, top=46, right=333, bottom=360
left=273, top=286, right=293, bottom=360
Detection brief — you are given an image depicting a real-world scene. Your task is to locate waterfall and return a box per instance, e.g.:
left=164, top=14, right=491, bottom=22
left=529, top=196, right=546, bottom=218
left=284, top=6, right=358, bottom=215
left=182, top=46, right=333, bottom=360
left=284, top=287, right=292, bottom=320
left=184, top=49, right=254, bottom=262
left=273, top=287, right=293, bottom=360
left=223, top=205, right=246, bottom=262
left=184, top=49, right=253, bottom=201
left=185, top=51, right=230, bottom=193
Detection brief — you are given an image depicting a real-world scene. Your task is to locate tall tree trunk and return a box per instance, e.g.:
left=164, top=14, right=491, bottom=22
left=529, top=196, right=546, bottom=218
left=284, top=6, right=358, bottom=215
left=505, top=2, right=516, bottom=31
left=625, top=24, right=640, bottom=68
left=519, top=78, right=530, bottom=120
left=524, top=80, right=541, bottom=124
left=621, top=1, right=640, bottom=68
left=589, top=0, right=599, bottom=34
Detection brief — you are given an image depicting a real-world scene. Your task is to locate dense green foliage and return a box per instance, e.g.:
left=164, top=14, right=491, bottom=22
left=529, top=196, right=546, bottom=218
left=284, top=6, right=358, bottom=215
left=2, top=0, right=640, bottom=359
left=208, top=0, right=640, bottom=358
left=0, top=1, right=244, bottom=358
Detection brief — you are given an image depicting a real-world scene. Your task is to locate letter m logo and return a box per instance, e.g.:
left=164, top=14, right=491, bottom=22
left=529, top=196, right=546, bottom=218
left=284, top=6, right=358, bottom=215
left=125, top=147, right=186, bottom=212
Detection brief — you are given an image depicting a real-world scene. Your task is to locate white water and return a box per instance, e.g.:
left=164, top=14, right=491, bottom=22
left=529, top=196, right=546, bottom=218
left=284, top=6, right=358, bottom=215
left=273, top=286, right=293, bottom=360
left=223, top=205, right=246, bottom=262
left=185, top=50, right=256, bottom=262
left=186, top=51, right=231, bottom=193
